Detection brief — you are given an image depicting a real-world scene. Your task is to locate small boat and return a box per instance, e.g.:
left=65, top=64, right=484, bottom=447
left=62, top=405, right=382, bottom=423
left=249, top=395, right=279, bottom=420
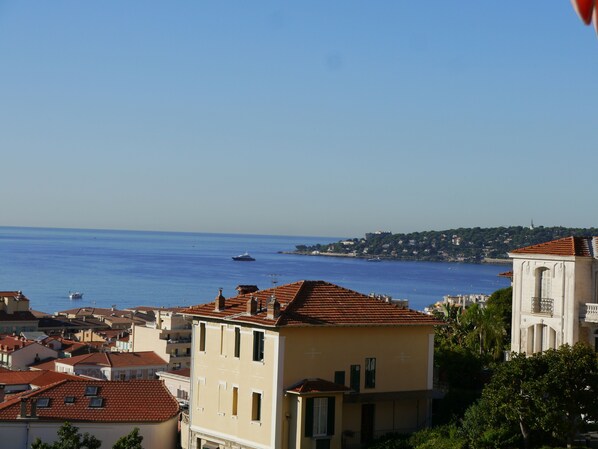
left=69, top=291, right=83, bottom=300
left=232, top=253, right=255, bottom=262
left=367, top=257, right=382, bottom=262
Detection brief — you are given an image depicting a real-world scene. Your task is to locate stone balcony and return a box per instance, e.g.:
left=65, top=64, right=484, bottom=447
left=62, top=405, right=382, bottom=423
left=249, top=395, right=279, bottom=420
left=581, top=303, right=598, bottom=323
left=531, top=297, right=553, bottom=315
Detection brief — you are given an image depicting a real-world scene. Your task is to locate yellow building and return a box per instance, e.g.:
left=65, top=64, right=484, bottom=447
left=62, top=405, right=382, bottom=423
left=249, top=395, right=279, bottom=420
left=182, top=281, right=439, bottom=449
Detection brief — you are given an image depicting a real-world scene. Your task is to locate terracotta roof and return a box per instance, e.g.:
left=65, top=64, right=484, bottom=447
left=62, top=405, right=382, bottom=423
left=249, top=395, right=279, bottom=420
left=182, top=280, right=441, bottom=327
left=0, top=335, right=33, bottom=353
left=510, top=236, right=596, bottom=257
left=498, top=271, right=513, bottom=278
left=287, top=378, right=350, bottom=394
left=56, top=351, right=167, bottom=368
left=0, top=379, right=179, bottom=422
left=0, top=370, right=80, bottom=387
left=0, top=292, right=29, bottom=300
left=165, top=368, right=190, bottom=378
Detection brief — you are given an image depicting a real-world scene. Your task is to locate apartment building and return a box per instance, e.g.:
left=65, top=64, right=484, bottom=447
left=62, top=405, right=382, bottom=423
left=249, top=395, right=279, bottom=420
left=182, top=280, right=439, bottom=449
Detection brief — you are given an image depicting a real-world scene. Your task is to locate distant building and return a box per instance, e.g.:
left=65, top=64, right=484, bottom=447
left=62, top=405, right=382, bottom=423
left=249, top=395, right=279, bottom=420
left=157, top=368, right=191, bottom=406
left=0, top=379, right=179, bottom=449
left=182, top=280, right=440, bottom=449
left=53, top=351, right=168, bottom=380
left=0, top=335, right=58, bottom=370
left=132, top=308, right=192, bottom=371
left=509, top=236, right=598, bottom=354
left=0, top=291, right=38, bottom=334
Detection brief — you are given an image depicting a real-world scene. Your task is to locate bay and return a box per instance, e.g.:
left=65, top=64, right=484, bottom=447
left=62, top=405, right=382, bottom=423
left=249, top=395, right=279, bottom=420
left=0, top=227, right=511, bottom=313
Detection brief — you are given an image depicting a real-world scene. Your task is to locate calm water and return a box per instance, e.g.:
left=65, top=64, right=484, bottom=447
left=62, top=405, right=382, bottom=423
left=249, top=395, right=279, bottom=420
left=0, top=227, right=511, bottom=313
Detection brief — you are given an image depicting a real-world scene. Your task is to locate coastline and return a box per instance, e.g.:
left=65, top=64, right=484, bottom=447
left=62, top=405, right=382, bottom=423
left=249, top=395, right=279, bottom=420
left=280, top=251, right=512, bottom=265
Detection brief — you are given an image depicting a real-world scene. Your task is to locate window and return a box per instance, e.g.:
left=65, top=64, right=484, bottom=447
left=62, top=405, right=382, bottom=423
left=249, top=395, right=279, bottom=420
left=334, top=370, right=345, bottom=386
left=37, top=397, right=50, bottom=408
left=350, top=365, right=360, bottom=392
left=365, top=358, right=376, bottom=388
left=64, top=396, right=75, bottom=404
left=199, top=322, right=206, bottom=351
left=84, top=385, right=99, bottom=396
left=232, top=386, right=238, bottom=416
left=251, top=392, right=262, bottom=421
left=89, top=397, right=104, bottom=408
left=220, top=325, right=226, bottom=355
left=305, top=397, right=335, bottom=437
left=253, top=331, right=264, bottom=362
left=234, top=327, right=241, bottom=358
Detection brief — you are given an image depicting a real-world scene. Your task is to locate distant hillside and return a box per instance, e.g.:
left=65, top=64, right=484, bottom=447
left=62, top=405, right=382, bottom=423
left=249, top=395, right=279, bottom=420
left=294, top=226, right=598, bottom=263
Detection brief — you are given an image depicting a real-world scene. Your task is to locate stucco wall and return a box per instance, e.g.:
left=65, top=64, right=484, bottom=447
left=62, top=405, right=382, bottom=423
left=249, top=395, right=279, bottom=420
left=0, top=419, right=179, bottom=449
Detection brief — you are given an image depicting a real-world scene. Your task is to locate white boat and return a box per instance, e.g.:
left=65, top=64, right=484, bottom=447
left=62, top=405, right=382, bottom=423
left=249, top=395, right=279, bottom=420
left=232, top=253, right=255, bottom=261
left=69, top=291, right=83, bottom=300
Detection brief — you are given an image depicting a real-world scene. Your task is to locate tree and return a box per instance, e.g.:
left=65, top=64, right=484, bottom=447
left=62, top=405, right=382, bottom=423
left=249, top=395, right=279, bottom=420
left=112, top=427, right=144, bottom=449
left=31, top=422, right=102, bottom=449
left=474, top=344, right=598, bottom=449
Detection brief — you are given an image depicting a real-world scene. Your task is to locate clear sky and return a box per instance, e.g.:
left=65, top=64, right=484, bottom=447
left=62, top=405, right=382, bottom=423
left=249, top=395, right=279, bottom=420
left=1, top=2, right=596, bottom=238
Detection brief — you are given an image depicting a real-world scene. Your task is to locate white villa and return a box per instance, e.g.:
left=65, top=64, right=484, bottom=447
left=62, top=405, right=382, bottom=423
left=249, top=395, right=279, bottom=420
left=509, top=236, right=598, bottom=354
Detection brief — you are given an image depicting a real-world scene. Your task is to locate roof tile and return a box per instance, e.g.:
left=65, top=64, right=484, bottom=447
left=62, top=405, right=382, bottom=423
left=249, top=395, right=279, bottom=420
left=182, top=280, right=440, bottom=327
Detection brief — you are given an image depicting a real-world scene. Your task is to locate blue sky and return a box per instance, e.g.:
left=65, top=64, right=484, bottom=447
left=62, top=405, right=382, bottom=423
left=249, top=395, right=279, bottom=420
left=1, top=2, right=596, bottom=237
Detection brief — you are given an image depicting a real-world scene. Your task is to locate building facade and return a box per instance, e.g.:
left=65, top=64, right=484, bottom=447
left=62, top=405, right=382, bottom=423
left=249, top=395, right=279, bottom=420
left=509, top=236, right=598, bottom=354
left=132, top=309, right=192, bottom=370
left=0, top=379, right=179, bottom=449
left=182, top=280, right=439, bottom=449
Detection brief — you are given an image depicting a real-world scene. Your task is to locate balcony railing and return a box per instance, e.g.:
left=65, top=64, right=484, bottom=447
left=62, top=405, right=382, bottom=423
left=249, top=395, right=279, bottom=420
left=531, top=297, right=553, bottom=315
left=582, top=303, right=598, bottom=323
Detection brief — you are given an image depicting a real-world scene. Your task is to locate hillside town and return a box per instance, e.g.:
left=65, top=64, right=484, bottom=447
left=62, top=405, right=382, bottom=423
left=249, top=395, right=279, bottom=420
left=1, top=235, right=598, bottom=448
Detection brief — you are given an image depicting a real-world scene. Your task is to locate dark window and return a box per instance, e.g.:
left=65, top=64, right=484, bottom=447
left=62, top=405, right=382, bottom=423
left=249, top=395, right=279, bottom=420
left=361, top=404, right=375, bottom=444
left=199, top=322, right=206, bottom=351
left=365, top=358, right=376, bottom=388
left=253, top=331, right=264, bottom=362
left=89, top=397, right=104, bottom=408
left=234, top=327, right=241, bottom=358
left=252, top=392, right=262, bottom=421
left=350, top=365, right=360, bottom=392
left=334, top=370, right=345, bottom=386
left=305, top=396, right=335, bottom=437
left=84, top=385, right=99, bottom=396
left=64, top=396, right=75, bottom=404
left=37, top=397, right=50, bottom=408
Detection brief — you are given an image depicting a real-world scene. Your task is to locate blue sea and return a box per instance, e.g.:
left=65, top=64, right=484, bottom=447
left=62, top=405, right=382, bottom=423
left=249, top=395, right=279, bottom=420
left=0, top=227, right=511, bottom=313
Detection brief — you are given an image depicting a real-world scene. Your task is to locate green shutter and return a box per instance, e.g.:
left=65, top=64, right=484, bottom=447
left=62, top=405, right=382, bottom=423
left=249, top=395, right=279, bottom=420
left=327, top=397, right=335, bottom=436
left=305, top=397, right=314, bottom=437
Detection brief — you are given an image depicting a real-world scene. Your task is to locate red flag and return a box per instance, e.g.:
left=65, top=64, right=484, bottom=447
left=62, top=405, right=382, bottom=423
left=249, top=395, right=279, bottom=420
left=571, top=0, right=595, bottom=25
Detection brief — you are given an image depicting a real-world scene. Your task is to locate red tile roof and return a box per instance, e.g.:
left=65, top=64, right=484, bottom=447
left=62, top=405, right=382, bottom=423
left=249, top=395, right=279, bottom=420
left=0, top=335, right=33, bottom=353
left=287, top=378, right=350, bottom=394
left=182, top=280, right=441, bottom=327
left=0, top=370, right=80, bottom=387
left=56, top=351, right=167, bottom=368
left=510, top=236, right=596, bottom=257
left=0, top=379, right=179, bottom=422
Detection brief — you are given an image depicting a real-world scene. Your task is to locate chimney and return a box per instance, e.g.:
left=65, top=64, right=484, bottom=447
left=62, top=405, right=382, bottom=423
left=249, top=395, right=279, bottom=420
left=0, top=384, right=5, bottom=403
left=267, top=295, right=281, bottom=320
left=19, top=399, right=27, bottom=418
left=30, top=398, right=37, bottom=418
left=214, top=288, right=225, bottom=312
left=247, top=296, right=258, bottom=315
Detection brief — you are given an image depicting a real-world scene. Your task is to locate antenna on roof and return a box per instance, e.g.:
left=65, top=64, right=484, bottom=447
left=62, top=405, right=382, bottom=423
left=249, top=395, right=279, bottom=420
left=268, top=273, right=280, bottom=289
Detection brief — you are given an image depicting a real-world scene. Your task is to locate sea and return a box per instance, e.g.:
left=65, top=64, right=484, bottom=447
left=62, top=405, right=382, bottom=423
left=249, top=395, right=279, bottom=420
left=0, top=227, right=511, bottom=314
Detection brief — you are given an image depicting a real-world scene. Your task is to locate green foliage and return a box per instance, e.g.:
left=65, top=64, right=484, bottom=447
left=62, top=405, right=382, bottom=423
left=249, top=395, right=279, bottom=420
left=368, top=426, right=466, bottom=449
left=470, top=344, right=598, bottom=448
left=30, top=422, right=101, bottom=449
left=297, top=226, right=598, bottom=262
left=112, top=427, right=143, bottom=449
